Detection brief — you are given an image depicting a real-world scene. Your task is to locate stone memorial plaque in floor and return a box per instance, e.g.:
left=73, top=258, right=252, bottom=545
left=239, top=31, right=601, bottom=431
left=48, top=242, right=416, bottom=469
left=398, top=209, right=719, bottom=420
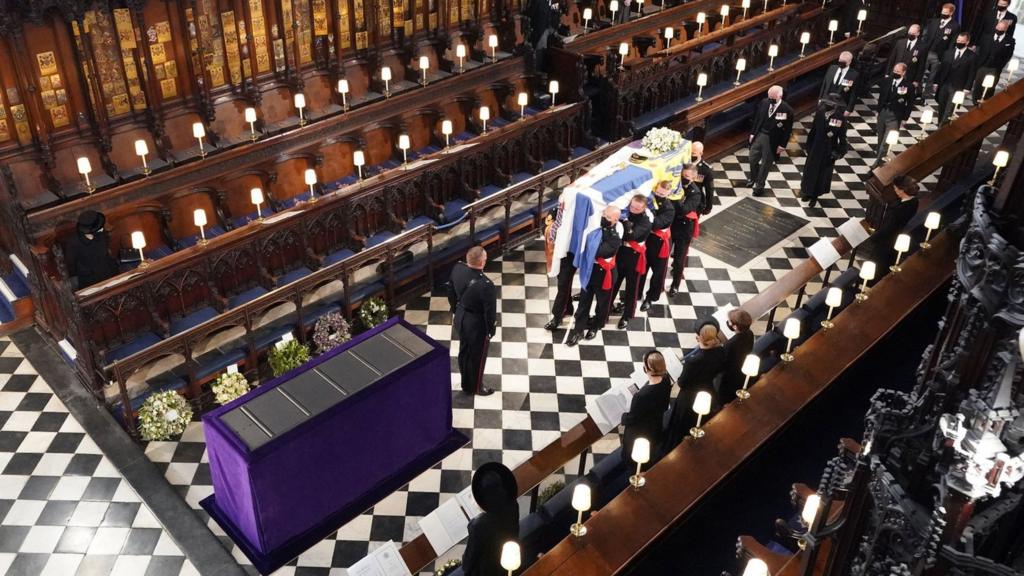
left=692, top=197, right=809, bottom=268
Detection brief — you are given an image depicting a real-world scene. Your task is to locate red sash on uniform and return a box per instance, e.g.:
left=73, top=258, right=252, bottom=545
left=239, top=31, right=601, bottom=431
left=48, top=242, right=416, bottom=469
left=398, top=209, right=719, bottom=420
left=596, top=256, right=616, bottom=290
left=686, top=212, right=700, bottom=238
left=652, top=227, right=672, bottom=258
left=626, top=240, right=647, bottom=273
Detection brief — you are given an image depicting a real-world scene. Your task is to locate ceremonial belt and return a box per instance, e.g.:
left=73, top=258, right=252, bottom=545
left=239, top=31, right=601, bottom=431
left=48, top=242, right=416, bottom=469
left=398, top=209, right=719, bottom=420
left=651, top=227, right=672, bottom=258
left=686, top=212, right=700, bottom=237
left=596, top=256, right=616, bottom=290
left=626, top=240, right=647, bottom=273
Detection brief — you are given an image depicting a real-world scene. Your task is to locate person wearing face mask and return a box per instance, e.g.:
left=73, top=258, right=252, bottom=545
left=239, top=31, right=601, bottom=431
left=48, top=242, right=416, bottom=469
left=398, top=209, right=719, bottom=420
left=620, top=350, right=673, bottom=465
left=544, top=200, right=578, bottom=332
left=690, top=141, right=716, bottom=216
left=567, top=204, right=623, bottom=347
left=746, top=85, right=794, bottom=197
left=921, top=3, right=960, bottom=96
left=873, top=63, right=915, bottom=167
left=973, top=0, right=1017, bottom=42
left=800, top=98, right=848, bottom=207
left=933, top=32, right=977, bottom=124
left=612, top=195, right=652, bottom=330
left=666, top=165, right=705, bottom=297
left=640, top=181, right=676, bottom=312
left=819, top=51, right=859, bottom=113
left=973, top=20, right=1016, bottom=101
left=889, top=24, right=926, bottom=87
left=65, top=210, right=120, bottom=289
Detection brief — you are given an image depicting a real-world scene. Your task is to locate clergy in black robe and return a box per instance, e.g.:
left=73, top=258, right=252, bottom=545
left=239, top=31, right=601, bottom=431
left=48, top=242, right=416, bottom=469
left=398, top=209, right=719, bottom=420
left=663, top=325, right=726, bottom=452
left=621, top=350, right=672, bottom=467
left=448, top=246, right=498, bottom=396
left=463, top=462, right=519, bottom=576
left=612, top=194, right=652, bottom=329
left=65, top=210, right=119, bottom=289
left=799, top=99, right=849, bottom=207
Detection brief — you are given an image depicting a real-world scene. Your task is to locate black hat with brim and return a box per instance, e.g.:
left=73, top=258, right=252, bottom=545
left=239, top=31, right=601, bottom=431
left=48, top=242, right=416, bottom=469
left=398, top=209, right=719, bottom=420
left=77, top=210, right=105, bottom=234
left=471, top=461, right=518, bottom=513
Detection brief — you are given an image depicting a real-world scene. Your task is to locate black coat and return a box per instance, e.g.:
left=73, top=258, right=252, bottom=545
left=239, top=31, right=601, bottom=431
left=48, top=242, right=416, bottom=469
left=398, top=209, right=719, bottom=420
left=719, top=330, right=755, bottom=401
left=876, top=76, right=915, bottom=122
left=65, top=231, right=119, bottom=289
left=819, top=64, right=859, bottom=111
left=800, top=107, right=848, bottom=200
left=934, top=46, right=977, bottom=90
left=922, top=16, right=960, bottom=55
left=664, top=346, right=726, bottom=451
left=694, top=160, right=716, bottom=215
left=448, top=262, right=497, bottom=340
left=621, top=379, right=671, bottom=464
left=975, top=32, right=1016, bottom=73
left=668, top=182, right=704, bottom=238
left=750, top=99, right=795, bottom=150
left=888, top=36, right=927, bottom=83
left=463, top=504, right=520, bottom=576
left=973, top=7, right=1017, bottom=41
left=620, top=211, right=652, bottom=244
left=649, top=195, right=676, bottom=230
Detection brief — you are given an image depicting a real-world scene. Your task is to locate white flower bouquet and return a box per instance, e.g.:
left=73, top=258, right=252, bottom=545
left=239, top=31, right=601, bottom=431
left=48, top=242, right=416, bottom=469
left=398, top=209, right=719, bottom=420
left=212, top=372, right=250, bottom=405
left=641, top=127, right=684, bottom=156
left=138, top=390, right=192, bottom=441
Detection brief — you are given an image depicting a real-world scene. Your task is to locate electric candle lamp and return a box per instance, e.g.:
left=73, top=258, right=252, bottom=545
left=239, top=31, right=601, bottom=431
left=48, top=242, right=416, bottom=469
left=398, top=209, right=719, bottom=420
left=193, top=122, right=207, bottom=157
left=856, top=9, right=867, bottom=34
left=135, top=140, right=151, bottom=176
left=734, top=58, right=746, bottom=85
left=763, top=0, right=768, bottom=12
left=250, top=187, right=265, bottom=221
left=570, top=484, right=591, bottom=538
left=980, top=74, right=995, bottom=101
left=398, top=134, right=411, bottom=166
left=821, top=287, right=843, bottom=330
left=801, top=494, right=821, bottom=526
left=456, top=44, right=467, bottom=73
left=885, top=129, right=899, bottom=160
left=618, top=42, right=629, bottom=69
left=629, top=438, right=650, bottom=489
left=479, top=106, right=490, bottom=133
left=583, top=7, right=592, bottom=32
left=780, top=317, right=800, bottom=363
left=720, top=4, right=729, bottom=25
left=1008, top=58, right=1020, bottom=84
left=696, top=72, right=708, bottom=101
left=799, top=31, right=810, bottom=57
left=919, top=108, right=934, bottom=127
left=828, top=19, right=838, bottom=45
left=768, top=44, right=779, bottom=71
left=441, top=119, right=453, bottom=149
left=304, top=168, right=318, bottom=202
left=742, top=559, right=769, bottom=576
left=856, top=261, right=876, bottom=302
left=696, top=12, right=705, bottom=37
left=381, top=66, right=392, bottom=98
left=337, top=79, right=350, bottom=111
left=636, top=0, right=644, bottom=15
left=664, top=27, right=674, bottom=50
left=294, top=93, right=307, bottom=126
left=77, top=157, right=94, bottom=193
left=500, top=542, right=521, bottom=576
left=194, top=209, right=208, bottom=246
left=517, top=92, right=528, bottom=118
left=890, top=233, right=911, bottom=273
left=689, top=390, right=712, bottom=439
left=610, top=0, right=619, bottom=21
left=992, top=149, right=1010, bottom=184
left=419, top=55, right=430, bottom=85
left=736, top=354, right=760, bottom=400
left=244, top=106, right=259, bottom=140
left=951, top=90, right=965, bottom=116
left=131, top=231, right=148, bottom=269
left=489, top=34, right=499, bottom=62
left=742, top=0, right=750, bottom=20
left=353, top=150, right=365, bottom=180
left=549, top=80, right=559, bottom=106
left=921, top=212, right=941, bottom=250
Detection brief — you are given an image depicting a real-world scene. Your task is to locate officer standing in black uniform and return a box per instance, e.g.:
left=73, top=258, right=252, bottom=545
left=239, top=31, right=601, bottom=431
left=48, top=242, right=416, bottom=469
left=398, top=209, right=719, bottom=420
left=667, top=164, right=705, bottom=297
left=690, top=141, right=716, bottom=216
left=612, top=194, right=652, bottom=329
left=567, top=205, right=623, bottom=347
left=640, top=181, right=676, bottom=311
left=447, top=246, right=497, bottom=396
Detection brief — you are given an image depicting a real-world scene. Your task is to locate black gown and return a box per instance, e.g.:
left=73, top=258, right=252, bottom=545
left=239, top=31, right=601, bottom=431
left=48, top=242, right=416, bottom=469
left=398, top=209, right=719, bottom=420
left=799, top=107, right=848, bottom=203
left=64, top=231, right=119, bottom=289
left=620, top=379, right=672, bottom=467
left=663, top=346, right=726, bottom=452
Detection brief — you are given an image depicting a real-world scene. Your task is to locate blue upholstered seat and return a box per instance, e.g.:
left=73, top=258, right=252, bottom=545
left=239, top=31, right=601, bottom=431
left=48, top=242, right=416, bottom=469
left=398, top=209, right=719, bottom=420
left=143, top=246, right=173, bottom=260
left=441, top=198, right=469, bottom=225
left=480, top=184, right=503, bottom=198
left=571, top=146, right=592, bottom=159
left=542, top=158, right=562, bottom=171
left=169, top=306, right=219, bottom=336
left=405, top=215, right=436, bottom=231
left=109, top=373, right=186, bottom=425
left=2, top=270, right=29, bottom=299
left=106, top=332, right=163, bottom=363
left=511, top=171, right=534, bottom=184
left=193, top=348, right=247, bottom=381
left=324, top=248, right=356, bottom=267
left=301, top=302, right=343, bottom=328
left=228, top=286, right=268, bottom=308
left=176, top=225, right=227, bottom=248
left=366, top=230, right=396, bottom=248
left=453, top=131, right=475, bottom=144
left=345, top=281, right=384, bottom=307
left=490, top=117, right=511, bottom=129
left=253, top=324, right=296, bottom=351
left=278, top=267, right=313, bottom=286
left=233, top=209, right=273, bottom=228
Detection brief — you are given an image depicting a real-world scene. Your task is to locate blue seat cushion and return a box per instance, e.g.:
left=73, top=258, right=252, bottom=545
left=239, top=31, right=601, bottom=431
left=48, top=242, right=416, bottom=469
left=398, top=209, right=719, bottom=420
left=278, top=195, right=303, bottom=209
left=324, top=248, right=356, bottom=267
left=228, top=286, right=268, bottom=308
left=453, top=131, right=475, bottom=144
left=110, top=373, right=186, bottom=425
left=278, top=267, right=313, bottom=286
left=233, top=209, right=272, bottom=228
left=571, top=146, right=592, bottom=159
left=501, top=210, right=535, bottom=232
left=176, top=225, right=227, bottom=248
left=253, top=324, right=296, bottom=351
left=170, top=306, right=219, bottom=336
left=2, top=271, right=29, bottom=298
left=542, top=159, right=562, bottom=171
left=193, top=348, right=247, bottom=381
left=442, top=199, right=469, bottom=225
left=480, top=184, right=503, bottom=198
left=345, top=281, right=384, bottom=306
left=144, top=246, right=173, bottom=260
left=301, top=302, right=343, bottom=328
left=475, top=222, right=503, bottom=243
left=366, top=231, right=396, bottom=248
left=490, top=117, right=511, bottom=128
left=419, top=145, right=442, bottom=155
left=405, top=215, right=435, bottom=231
left=107, top=332, right=163, bottom=363
left=512, top=171, right=534, bottom=184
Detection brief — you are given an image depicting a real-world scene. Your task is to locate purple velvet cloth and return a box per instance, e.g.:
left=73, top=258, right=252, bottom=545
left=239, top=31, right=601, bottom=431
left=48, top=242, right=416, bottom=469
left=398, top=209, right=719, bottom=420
left=203, top=318, right=456, bottom=559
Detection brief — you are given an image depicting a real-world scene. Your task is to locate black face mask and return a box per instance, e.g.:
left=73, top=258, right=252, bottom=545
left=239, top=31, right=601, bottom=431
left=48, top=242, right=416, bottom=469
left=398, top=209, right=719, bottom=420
left=998, top=4, right=1009, bottom=10
left=941, top=13, right=951, bottom=19
left=601, top=217, right=614, bottom=228
left=955, top=42, right=967, bottom=49
left=908, top=33, right=918, bottom=40
left=838, top=61, right=848, bottom=68
left=893, top=73, right=903, bottom=79
left=680, top=178, right=692, bottom=186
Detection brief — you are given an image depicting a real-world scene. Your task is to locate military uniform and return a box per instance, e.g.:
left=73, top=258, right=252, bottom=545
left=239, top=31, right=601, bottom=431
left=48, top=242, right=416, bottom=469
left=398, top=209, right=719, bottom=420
left=873, top=75, right=914, bottom=163
left=667, top=181, right=704, bottom=294
left=611, top=209, right=652, bottom=328
left=448, top=261, right=497, bottom=394
left=747, top=98, right=795, bottom=196
left=694, top=159, right=717, bottom=215
left=569, top=220, right=622, bottom=345
left=642, top=194, right=676, bottom=309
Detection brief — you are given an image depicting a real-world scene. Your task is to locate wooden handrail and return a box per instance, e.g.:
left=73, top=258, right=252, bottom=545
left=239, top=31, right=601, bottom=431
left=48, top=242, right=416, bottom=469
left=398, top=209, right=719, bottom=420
left=650, top=3, right=804, bottom=60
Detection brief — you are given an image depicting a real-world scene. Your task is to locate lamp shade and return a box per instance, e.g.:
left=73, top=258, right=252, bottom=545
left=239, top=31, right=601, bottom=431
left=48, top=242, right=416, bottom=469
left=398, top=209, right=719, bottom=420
left=825, top=287, right=843, bottom=308
left=294, top=93, right=306, bottom=109
left=549, top=80, right=559, bottom=94
left=924, top=211, right=941, bottom=230
left=583, top=7, right=593, bottom=19
left=982, top=74, right=995, bottom=89
left=244, top=107, right=258, bottom=123
left=801, top=494, right=821, bottom=525
left=250, top=187, right=264, bottom=205
left=571, top=484, right=591, bottom=511
left=860, top=260, right=877, bottom=280
left=742, top=0, right=750, bottom=7
left=134, top=140, right=149, bottom=157
left=337, top=79, right=349, bottom=94
left=1010, top=58, right=1020, bottom=72
left=828, top=19, right=838, bottom=31
left=610, top=0, right=618, bottom=10
left=742, top=559, right=769, bottom=576
left=693, top=390, right=712, bottom=415
left=721, top=4, right=729, bottom=16
left=304, top=168, right=317, bottom=186
left=131, top=231, right=146, bottom=250
left=381, top=66, right=392, bottom=81
left=783, top=317, right=801, bottom=340
left=193, top=208, right=207, bottom=228
left=500, top=542, right=521, bottom=571
left=741, top=354, right=760, bottom=377
left=619, top=42, right=629, bottom=56
left=353, top=150, right=365, bottom=166
left=441, top=120, right=453, bottom=135
left=894, top=233, right=911, bottom=253
left=920, top=108, right=934, bottom=125
left=518, top=92, right=528, bottom=106
left=800, top=31, right=810, bottom=44
left=456, top=44, right=467, bottom=58
left=419, top=55, right=430, bottom=70
left=398, top=134, right=410, bottom=150
left=192, top=122, right=205, bottom=138
left=856, top=8, right=867, bottom=20
left=489, top=34, right=499, bottom=48
left=77, top=157, right=92, bottom=175
left=993, top=150, right=1010, bottom=168
left=697, top=72, right=708, bottom=86
left=736, top=58, right=747, bottom=71
left=768, top=44, right=779, bottom=57
left=631, top=438, right=651, bottom=464
left=479, top=106, right=490, bottom=121
left=665, top=27, right=674, bottom=39
left=696, top=11, right=706, bottom=23
left=952, top=90, right=965, bottom=105
left=885, top=130, right=899, bottom=146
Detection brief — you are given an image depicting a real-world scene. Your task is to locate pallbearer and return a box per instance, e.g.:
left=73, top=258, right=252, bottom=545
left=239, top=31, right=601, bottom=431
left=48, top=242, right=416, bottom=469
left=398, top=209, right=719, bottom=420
left=612, top=194, right=653, bottom=329
left=667, top=165, right=705, bottom=297
left=544, top=198, right=577, bottom=331
left=690, top=141, right=717, bottom=216
left=640, top=181, right=676, bottom=312
left=567, top=205, right=623, bottom=347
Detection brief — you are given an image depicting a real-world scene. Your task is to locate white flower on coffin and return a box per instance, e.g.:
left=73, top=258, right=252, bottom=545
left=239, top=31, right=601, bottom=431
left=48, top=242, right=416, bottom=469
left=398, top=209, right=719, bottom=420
left=641, top=127, right=684, bottom=156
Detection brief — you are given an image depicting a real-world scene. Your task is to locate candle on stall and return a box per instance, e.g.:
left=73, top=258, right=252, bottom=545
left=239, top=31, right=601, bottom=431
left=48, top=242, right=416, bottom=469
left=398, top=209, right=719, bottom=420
left=294, top=92, right=307, bottom=126
left=696, top=11, right=705, bottom=36
left=135, top=140, right=151, bottom=175
left=244, top=106, right=259, bottom=140
left=821, top=287, right=842, bottom=330
left=781, top=318, right=801, bottom=362
left=419, top=55, right=430, bottom=85
left=77, top=157, right=94, bottom=192
left=921, top=212, right=941, bottom=249
left=549, top=80, right=560, bottom=106
left=919, top=108, right=934, bottom=127
left=696, top=72, right=707, bottom=101
left=856, top=261, right=876, bottom=302
left=610, top=0, right=619, bottom=21
left=304, top=168, right=318, bottom=202
left=742, top=0, right=750, bottom=19
left=583, top=7, right=592, bottom=32
left=991, top=149, right=1010, bottom=184
left=353, top=150, right=365, bottom=180
left=479, top=106, right=490, bottom=133
left=250, top=187, right=265, bottom=221
left=194, top=208, right=208, bottom=246
left=518, top=92, right=529, bottom=118
left=193, top=122, right=207, bottom=157
left=131, top=231, right=148, bottom=268
left=337, top=79, right=350, bottom=111
left=441, top=119, right=453, bottom=149
left=664, top=26, right=674, bottom=49
left=398, top=134, right=411, bottom=166
left=951, top=90, right=965, bottom=116
left=768, top=44, right=779, bottom=71
left=619, top=42, right=629, bottom=69
left=720, top=4, right=730, bottom=26
left=828, top=19, right=838, bottom=45
left=456, top=44, right=467, bottom=73
left=980, top=74, right=995, bottom=101
left=856, top=9, right=867, bottom=34
left=381, top=66, right=392, bottom=97
left=799, top=31, right=810, bottom=57
left=489, top=34, right=499, bottom=62
left=734, top=57, right=746, bottom=85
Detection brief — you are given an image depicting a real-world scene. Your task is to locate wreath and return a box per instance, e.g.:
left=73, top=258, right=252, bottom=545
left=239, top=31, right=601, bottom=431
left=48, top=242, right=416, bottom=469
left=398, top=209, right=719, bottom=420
left=312, top=312, right=352, bottom=355
left=138, top=390, right=193, bottom=441
left=212, top=372, right=250, bottom=405
left=269, top=339, right=312, bottom=377
left=435, top=559, right=462, bottom=576
left=357, top=297, right=390, bottom=331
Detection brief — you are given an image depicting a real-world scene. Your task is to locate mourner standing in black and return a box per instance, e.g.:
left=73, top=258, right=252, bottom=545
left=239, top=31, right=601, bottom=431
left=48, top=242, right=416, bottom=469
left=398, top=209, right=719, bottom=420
left=65, top=210, right=120, bottom=289
left=921, top=3, right=960, bottom=94
left=873, top=62, right=914, bottom=167
left=972, top=20, right=1016, bottom=101
left=718, top=309, right=755, bottom=401
left=972, top=0, right=1017, bottom=41
left=889, top=24, right=926, bottom=87
left=448, top=246, right=498, bottom=396
left=667, top=165, right=705, bottom=296
left=691, top=141, right=716, bottom=216
left=640, top=181, right=676, bottom=312
left=612, top=195, right=653, bottom=329
left=663, top=324, right=726, bottom=452
left=462, top=462, right=519, bottom=576
left=819, top=51, right=859, bottom=113
left=933, top=33, right=977, bottom=124
left=747, top=85, right=794, bottom=197
left=567, top=205, right=623, bottom=347
left=621, top=350, right=672, bottom=466
left=873, top=175, right=920, bottom=274
left=800, top=99, right=849, bottom=207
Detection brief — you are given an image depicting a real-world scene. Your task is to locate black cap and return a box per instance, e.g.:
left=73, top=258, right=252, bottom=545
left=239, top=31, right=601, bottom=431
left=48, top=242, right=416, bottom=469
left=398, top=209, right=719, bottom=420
left=471, top=462, right=518, bottom=513
left=76, top=210, right=106, bottom=235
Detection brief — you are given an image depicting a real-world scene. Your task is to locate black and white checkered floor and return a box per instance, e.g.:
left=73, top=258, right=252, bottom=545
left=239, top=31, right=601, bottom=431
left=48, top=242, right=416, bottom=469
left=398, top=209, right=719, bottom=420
left=0, top=90, right=1007, bottom=575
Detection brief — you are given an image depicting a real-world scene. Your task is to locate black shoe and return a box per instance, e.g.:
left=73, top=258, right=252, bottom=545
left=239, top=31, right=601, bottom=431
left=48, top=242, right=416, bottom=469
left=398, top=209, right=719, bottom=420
left=544, top=318, right=561, bottom=331
left=477, top=387, right=495, bottom=396
left=743, top=179, right=755, bottom=187
left=617, top=318, right=629, bottom=329
left=566, top=331, right=582, bottom=347
left=640, top=300, right=652, bottom=312
left=807, top=198, right=817, bottom=208
left=752, top=188, right=765, bottom=197
left=612, top=302, right=624, bottom=314
left=571, top=293, right=581, bottom=301
left=667, top=286, right=679, bottom=296
left=584, top=330, right=598, bottom=340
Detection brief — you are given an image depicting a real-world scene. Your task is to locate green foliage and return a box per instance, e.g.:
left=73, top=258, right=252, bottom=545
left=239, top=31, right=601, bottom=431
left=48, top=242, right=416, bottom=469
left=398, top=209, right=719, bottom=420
left=537, top=480, right=566, bottom=506
left=357, top=297, right=390, bottom=331
left=138, top=391, right=192, bottom=441
left=268, top=339, right=311, bottom=377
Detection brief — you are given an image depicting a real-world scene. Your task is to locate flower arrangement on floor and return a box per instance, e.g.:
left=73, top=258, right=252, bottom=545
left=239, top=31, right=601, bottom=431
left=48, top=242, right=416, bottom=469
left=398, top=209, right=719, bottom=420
left=641, top=126, right=684, bottom=156
left=138, top=390, right=193, bottom=441
left=212, top=372, right=250, bottom=405
left=268, top=339, right=312, bottom=377
left=434, top=558, right=462, bottom=576
left=312, top=312, right=352, bottom=355
left=357, top=297, right=390, bottom=331
left=537, top=480, right=566, bottom=506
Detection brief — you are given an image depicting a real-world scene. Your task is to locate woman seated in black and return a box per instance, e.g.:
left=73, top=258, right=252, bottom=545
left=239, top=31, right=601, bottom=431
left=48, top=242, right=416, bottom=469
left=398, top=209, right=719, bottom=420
left=620, top=350, right=672, bottom=468
left=663, top=324, right=727, bottom=453
left=873, top=174, right=920, bottom=275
